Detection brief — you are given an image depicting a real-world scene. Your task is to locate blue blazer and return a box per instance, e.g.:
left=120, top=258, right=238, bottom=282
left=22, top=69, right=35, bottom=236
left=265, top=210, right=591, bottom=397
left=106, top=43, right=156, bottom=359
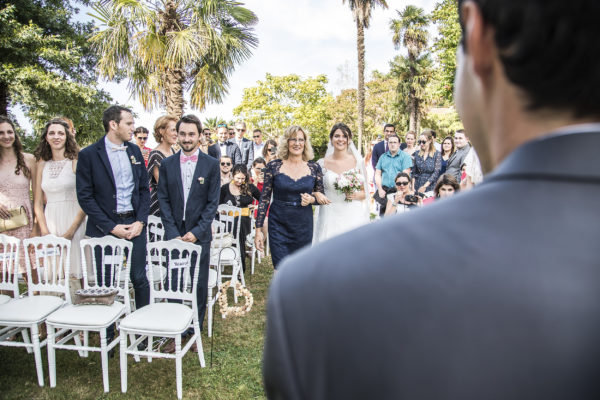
left=157, top=151, right=220, bottom=243
left=76, top=136, right=150, bottom=237
left=371, top=140, right=386, bottom=169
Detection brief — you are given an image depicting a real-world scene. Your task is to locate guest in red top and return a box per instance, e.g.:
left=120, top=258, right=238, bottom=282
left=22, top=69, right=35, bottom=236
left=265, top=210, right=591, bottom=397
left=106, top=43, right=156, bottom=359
left=134, top=126, right=151, bottom=167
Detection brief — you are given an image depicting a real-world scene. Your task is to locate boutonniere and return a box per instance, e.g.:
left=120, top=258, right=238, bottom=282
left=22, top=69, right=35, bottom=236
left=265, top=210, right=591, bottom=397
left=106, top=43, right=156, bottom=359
left=198, top=177, right=205, bottom=184
left=130, top=155, right=141, bottom=165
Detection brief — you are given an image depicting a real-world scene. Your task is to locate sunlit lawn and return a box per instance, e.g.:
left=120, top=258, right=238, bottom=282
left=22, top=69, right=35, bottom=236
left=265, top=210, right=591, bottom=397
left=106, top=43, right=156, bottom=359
left=0, top=257, right=273, bottom=399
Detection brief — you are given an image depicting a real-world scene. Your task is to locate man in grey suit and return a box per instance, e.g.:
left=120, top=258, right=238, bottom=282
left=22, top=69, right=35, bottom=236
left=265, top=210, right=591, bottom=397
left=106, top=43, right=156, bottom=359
left=233, top=120, right=253, bottom=169
left=207, top=124, right=242, bottom=165
left=445, top=128, right=471, bottom=182
left=263, top=1, right=600, bottom=399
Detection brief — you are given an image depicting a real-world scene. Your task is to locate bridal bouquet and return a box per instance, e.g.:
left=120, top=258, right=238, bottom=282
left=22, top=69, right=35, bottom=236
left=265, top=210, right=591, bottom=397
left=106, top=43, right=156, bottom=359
left=334, top=170, right=363, bottom=202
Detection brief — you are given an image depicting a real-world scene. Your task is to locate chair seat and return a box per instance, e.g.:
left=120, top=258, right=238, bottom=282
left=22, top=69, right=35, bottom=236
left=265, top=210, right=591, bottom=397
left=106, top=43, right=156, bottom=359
left=46, top=301, right=125, bottom=327
left=0, top=295, right=64, bottom=323
left=120, top=303, right=192, bottom=333
left=0, top=294, right=11, bottom=305
left=208, top=269, right=217, bottom=288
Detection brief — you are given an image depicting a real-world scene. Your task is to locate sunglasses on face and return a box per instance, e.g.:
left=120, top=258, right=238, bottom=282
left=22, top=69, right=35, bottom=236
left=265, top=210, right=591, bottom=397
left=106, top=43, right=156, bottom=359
left=237, top=129, right=246, bottom=132
left=221, top=162, right=231, bottom=166
left=137, top=136, right=148, bottom=141
left=396, top=181, right=409, bottom=186
left=268, top=147, right=276, bottom=153
left=253, top=135, right=261, bottom=138
left=418, top=140, right=427, bottom=145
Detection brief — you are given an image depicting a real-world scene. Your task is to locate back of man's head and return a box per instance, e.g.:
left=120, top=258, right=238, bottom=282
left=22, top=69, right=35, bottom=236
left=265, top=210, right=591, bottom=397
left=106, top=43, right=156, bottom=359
left=458, top=0, right=600, bottom=118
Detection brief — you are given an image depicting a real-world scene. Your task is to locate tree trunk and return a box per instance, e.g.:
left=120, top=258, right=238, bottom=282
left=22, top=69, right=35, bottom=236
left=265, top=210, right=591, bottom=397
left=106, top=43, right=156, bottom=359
left=356, top=19, right=365, bottom=153
left=0, top=80, right=8, bottom=116
left=164, top=68, right=185, bottom=118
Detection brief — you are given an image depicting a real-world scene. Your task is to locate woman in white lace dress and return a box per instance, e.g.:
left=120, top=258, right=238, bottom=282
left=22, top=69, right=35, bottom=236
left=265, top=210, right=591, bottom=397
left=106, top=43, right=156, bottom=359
left=313, top=123, right=370, bottom=244
left=33, top=119, right=86, bottom=286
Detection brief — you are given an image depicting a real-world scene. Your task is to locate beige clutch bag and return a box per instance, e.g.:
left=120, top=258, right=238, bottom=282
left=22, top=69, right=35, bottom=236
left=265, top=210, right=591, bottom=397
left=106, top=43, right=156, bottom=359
left=0, top=206, right=29, bottom=233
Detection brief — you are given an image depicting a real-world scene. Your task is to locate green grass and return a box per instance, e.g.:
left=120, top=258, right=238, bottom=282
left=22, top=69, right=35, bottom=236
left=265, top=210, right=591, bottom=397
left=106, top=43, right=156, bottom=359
left=0, top=257, right=273, bottom=399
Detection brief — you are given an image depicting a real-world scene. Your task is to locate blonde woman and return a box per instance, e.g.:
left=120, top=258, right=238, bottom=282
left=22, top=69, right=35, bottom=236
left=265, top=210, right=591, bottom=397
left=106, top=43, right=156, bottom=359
left=147, top=115, right=178, bottom=216
left=403, top=131, right=418, bottom=157
left=254, top=126, right=325, bottom=269
left=412, top=130, right=442, bottom=194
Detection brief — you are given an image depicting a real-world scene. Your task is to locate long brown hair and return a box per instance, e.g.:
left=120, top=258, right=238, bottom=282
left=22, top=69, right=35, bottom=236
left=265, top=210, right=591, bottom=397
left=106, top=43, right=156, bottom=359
left=441, top=136, right=455, bottom=158
left=231, top=164, right=251, bottom=195
left=0, top=116, right=31, bottom=179
left=418, top=130, right=437, bottom=158
left=33, top=119, right=80, bottom=161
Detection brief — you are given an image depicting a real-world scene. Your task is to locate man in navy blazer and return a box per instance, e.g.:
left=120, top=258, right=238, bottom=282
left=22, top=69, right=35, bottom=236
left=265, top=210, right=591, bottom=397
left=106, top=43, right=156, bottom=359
left=263, top=1, right=600, bottom=399
left=207, top=124, right=242, bottom=165
left=371, top=124, right=404, bottom=169
left=157, top=114, right=220, bottom=331
left=76, top=105, right=150, bottom=310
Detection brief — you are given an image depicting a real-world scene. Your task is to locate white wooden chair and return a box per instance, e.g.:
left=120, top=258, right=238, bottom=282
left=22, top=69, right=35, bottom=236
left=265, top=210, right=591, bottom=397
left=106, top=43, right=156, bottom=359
left=212, top=205, right=245, bottom=303
left=120, top=239, right=205, bottom=400
left=145, top=215, right=166, bottom=288
left=0, top=235, right=71, bottom=387
left=0, top=234, right=20, bottom=304
left=46, top=236, right=132, bottom=393
left=245, top=211, right=261, bottom=275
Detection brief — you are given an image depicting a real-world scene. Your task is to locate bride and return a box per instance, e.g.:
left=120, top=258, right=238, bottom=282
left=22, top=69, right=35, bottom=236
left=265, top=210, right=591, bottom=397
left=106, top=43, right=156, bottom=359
left=313, top=123, right=370, bottom=243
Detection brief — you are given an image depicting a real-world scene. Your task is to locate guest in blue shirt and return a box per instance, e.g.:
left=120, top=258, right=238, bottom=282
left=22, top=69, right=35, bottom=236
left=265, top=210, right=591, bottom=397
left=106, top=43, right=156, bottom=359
left=374, top=134, right=413, bottom=215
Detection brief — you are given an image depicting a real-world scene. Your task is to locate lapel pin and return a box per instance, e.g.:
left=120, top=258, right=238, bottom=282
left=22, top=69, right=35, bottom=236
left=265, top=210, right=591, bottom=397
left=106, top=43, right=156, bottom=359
left=198, top=177, right=205, bottom=184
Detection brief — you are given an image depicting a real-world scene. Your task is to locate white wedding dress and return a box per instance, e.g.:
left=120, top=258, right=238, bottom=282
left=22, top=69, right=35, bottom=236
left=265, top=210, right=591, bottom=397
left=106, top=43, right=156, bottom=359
left=313, top=156, right=370, bottom=244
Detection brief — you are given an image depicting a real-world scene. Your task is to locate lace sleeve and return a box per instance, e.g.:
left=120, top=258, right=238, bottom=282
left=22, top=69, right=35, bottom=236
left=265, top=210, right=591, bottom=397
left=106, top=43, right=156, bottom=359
left=310, top=161, right=324, bottom=194
left=256, top=160, right=279, bottom=228
left=428, top=151, right=442, bottom=186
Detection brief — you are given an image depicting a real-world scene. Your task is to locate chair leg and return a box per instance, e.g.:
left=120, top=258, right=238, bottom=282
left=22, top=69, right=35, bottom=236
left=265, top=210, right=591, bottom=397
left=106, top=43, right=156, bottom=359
left=30, top=324, right=45, bottom=387
left=131, top=334, right=140, bottom=362
left=99, top=329, right=110, bottom=393
left=83, top=330, right=89, bottom=357
left=74, top=329, right=84, bottom=357
left=193, top=320, right=205, bottom=368
left=175, top=335, right=183, bottom=400
left=47, top=324, right=57, bottom=388
left=207, top=301, right=213, bottom=338
left=251, top=246, right=255, bottom=275
left=120, top=333, right=128, bottom=393
left=148, top=335, right=153, bottom=362
left=22, top=329, right=33, bottom=353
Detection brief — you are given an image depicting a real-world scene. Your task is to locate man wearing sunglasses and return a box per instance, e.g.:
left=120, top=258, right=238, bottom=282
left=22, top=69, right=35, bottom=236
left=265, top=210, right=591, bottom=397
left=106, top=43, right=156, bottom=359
left=134, top=126, right=151, bottom=167
left=207, top=124, right=242, bottom=165
left=264, top=1, right=600, bottom=398
left=251, top=129, right=264, bottom=164
left=233, top=120, right=254, bottom=169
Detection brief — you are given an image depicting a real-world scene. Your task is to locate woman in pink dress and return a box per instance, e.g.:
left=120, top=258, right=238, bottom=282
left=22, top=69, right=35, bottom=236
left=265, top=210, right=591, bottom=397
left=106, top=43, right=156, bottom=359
left=0, top=116, right=37, bottom=276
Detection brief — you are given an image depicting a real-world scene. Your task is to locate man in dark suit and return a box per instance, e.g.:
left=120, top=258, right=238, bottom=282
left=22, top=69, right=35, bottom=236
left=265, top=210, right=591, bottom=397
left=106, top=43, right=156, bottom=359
left=263, top=1, right=600, bottom=399
left=157, top=114, right=220, bottom=335
left=232, top=120, right=254, bottom=169
left=76, top=105, right=150, bottom=311
left=370, top=123, right=396, bottom=169
left=208, top=124, right=242, bottom=165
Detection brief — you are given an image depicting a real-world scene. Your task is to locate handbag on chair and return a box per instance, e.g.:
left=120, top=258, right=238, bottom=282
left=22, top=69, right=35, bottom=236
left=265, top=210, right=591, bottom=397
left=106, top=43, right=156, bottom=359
left=0, top=206, right=29, bottom=233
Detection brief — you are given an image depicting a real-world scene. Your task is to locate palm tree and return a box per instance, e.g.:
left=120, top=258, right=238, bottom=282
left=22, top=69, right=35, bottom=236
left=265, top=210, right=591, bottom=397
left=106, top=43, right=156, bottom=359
left=203, top=116, right=226, bottom=130
left=390, top=5, right=430, bottom=131
left=342, top=0, right=388, bottom=151
left=90, top=0, right=258, bottom=118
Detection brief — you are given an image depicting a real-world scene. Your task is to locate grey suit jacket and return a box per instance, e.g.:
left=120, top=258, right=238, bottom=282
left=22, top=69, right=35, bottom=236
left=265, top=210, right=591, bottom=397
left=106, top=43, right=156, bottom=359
left=263, top=130, right=600, bottom=399
left=234, top=137, right=253, bottom=168
left=446, top=144, right=471, bottom=181
left=207, top=141, right=242, bottom=166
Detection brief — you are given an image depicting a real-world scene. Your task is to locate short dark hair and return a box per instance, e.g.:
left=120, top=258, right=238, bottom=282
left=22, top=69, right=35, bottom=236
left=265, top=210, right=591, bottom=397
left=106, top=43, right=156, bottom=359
left=252, top=157, right=266, bottom=167
left=329, top=122, right=352, bottom=140
left=134, top=126, right=149, bottom=136
left=434, top=174, right=460, bottom=197
left=176, top=114, right=202, bottom=134
left=253, top=129, right=262, bottom=134
left=102, top=105, right=132, bottom=133
left=458, top=0, right=600, bottom=118
left=384, top=123, right=395, bottom=131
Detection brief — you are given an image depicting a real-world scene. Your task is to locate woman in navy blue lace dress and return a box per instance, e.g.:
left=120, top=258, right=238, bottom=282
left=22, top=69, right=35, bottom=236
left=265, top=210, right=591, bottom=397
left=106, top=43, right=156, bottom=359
left=412, top=130, right=442, bottom=194
left=255, top=126, right=326, bottom=269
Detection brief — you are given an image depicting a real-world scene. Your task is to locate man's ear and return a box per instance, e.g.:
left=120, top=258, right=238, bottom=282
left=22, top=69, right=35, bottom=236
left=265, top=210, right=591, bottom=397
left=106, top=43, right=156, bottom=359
left=461, top=1, right=496, bottom=83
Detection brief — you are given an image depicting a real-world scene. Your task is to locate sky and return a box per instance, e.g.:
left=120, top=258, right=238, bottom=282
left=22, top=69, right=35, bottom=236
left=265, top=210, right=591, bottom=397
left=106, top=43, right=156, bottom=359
left=15, top=0, right=439, bottom=146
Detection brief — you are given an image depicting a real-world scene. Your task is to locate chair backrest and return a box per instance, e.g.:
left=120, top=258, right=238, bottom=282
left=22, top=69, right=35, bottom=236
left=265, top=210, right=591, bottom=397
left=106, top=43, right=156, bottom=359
left=0, top=234, right=20, bottom=298
left=23, top=234, right=71, bottom=303
left=147, top=215, right=165, bottom=242
left=80, top=236, right=132, bottom=310
left=216, top=204, right=242, bottom=245
left=146, top=240, right=201, bottom=308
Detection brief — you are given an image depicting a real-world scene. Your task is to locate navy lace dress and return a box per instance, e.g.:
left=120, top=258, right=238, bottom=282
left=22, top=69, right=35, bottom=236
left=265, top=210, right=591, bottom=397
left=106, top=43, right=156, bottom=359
left=413, top=151, right=442, bottom=191
left=256, top=159, right=324, bottom=268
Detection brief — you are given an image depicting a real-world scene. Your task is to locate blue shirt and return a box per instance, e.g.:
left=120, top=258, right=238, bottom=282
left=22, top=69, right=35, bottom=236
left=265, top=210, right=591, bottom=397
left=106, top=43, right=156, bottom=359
left=376, top=151, right=413, bottom=188
left=104, top=136, right=134, bottom=212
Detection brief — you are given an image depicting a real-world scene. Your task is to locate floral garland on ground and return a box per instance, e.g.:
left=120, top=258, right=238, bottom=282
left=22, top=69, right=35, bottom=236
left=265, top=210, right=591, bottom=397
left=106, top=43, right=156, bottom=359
left=218, top=280, right=253, bottom=317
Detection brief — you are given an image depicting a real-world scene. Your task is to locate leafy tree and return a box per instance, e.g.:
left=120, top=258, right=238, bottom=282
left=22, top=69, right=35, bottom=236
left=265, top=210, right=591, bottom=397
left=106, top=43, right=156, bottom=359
left=90, top=0, right=258, bottom=118
left=431, top=0, right=460, bottom=103
left=341, top=0, right=388, bottom=151
left=389, top=5, right=432, bottom=132
left=203, top=116, right=226, bottom=130
left=233, top=73, right=333, bottom=156
left=0, top=1, right=112, bottom=144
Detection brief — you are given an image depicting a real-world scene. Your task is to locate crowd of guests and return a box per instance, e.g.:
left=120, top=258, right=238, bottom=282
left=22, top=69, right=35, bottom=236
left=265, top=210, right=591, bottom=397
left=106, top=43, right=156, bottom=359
left=0, top=107, right=482, bottom=334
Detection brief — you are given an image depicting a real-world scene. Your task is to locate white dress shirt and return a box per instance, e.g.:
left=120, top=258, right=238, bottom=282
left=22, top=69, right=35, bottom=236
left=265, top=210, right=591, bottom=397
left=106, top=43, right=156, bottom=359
left=104, top=136, right=134, bottom=212
left=180, top=149, right=199, bottom=218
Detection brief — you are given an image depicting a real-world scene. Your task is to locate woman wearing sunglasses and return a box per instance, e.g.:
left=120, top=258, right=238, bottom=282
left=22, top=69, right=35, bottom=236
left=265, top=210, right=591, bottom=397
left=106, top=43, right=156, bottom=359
left=262, top=139, right=278, bottom=164
left=219, top=155, right=233, bottom=186
left=384, top=172, right=421, bottom=216
left=412, top=130, right=442, bottom=195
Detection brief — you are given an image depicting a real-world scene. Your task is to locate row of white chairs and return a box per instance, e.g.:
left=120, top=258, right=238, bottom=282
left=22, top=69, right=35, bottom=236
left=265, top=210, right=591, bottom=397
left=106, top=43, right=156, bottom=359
left=0, top=234, right=206, bottom=399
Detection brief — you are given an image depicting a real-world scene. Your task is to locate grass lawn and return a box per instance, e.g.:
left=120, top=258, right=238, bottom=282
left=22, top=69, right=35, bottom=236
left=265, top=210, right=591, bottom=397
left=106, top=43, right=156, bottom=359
left=0, top=257, right=274, bottom=399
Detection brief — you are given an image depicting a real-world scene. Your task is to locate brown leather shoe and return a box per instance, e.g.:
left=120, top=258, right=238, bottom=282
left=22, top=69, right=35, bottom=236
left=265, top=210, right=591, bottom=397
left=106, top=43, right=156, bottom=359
left=190, top=341, right=198, bottom=353
left=162, top=339, right=176, bottom=354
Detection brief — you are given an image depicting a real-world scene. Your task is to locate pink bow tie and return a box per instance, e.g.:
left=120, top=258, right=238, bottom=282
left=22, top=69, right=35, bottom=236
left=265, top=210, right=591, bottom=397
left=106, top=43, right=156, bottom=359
left=180, top=154, right=198, bottom=163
